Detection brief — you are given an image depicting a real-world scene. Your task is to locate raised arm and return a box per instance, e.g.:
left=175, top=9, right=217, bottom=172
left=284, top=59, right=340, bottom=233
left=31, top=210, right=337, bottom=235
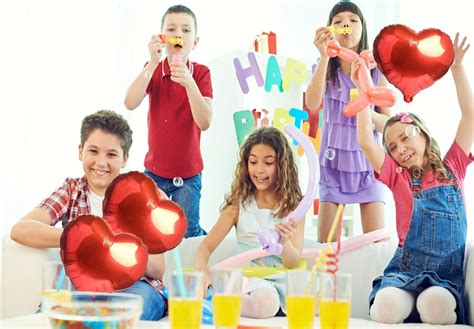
left=353, top=59, right=386, bottom=174
left=371, top=76, right=391, bottom=132
left=169, top=61, right=213, bottom=131
left=452, top=33, right=473, bottom=155
left=124, top=35, right=163, bottom=110
left=305, top=27, right=331, bottom=111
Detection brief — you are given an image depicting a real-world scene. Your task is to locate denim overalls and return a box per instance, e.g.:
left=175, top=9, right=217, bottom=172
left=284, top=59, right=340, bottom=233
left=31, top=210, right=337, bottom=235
left=369, top=169, right=467, bottom=324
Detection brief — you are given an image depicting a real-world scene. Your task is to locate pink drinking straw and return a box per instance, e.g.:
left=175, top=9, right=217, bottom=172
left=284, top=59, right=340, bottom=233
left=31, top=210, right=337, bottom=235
left=224, top=270, right=237, bottom=295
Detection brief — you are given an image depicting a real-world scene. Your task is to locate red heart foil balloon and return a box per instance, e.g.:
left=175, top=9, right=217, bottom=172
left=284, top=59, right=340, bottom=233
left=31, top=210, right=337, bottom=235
left=373, top=24, right=454, bottom=102
left=103, top=172, right=187, bottom=254
left=60, top=215, right=148, bottom=292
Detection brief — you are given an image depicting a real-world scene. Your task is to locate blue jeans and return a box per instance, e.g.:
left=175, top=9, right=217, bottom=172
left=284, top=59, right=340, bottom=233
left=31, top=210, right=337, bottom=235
left=121, top=279, right=167, bottom=321
left=145, top=170, right=207, bottom=238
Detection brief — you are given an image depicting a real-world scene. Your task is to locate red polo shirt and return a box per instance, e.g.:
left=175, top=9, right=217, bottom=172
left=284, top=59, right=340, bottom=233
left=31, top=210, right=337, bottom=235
left=145, top=58, right=213, bottom=178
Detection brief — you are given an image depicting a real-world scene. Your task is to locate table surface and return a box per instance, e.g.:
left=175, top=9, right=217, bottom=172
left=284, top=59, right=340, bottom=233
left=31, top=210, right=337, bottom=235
left=1, top=313, right=472, bottom=328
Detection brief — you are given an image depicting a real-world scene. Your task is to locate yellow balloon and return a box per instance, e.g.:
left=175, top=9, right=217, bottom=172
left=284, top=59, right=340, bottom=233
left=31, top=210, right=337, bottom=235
left=242, top=259, right=307, bottom=278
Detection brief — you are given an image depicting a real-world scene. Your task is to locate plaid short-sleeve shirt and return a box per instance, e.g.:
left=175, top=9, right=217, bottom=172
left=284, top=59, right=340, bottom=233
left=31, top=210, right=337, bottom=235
left=37, top=177, right=91, bottom=227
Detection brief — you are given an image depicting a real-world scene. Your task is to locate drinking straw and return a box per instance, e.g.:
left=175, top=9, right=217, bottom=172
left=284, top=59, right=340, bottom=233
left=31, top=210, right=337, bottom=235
left=56, top=267, right=66, bottom=292
left=172, top=247, right=186, bottom=298
left=306, top=204, right=344, bottom=295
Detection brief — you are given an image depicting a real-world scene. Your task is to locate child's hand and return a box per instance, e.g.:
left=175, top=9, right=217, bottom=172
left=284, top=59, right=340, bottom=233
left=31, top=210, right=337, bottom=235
left=170, top=60, right=194, bottom=87
left=453, top=33, right=470, bottom=67
left=350, top=58, right=365, bottom=90
left=148, top=35, right=164, bottom=64
left=202, top=270, right=212, bottom=298
left=313, top=27, right=332, bottom=58
left=275, top=219, right=297, bottom=245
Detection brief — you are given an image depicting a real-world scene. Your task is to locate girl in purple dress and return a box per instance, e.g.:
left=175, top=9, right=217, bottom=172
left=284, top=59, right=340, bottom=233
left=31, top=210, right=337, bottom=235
left=305, top=1, right=390, bottom=242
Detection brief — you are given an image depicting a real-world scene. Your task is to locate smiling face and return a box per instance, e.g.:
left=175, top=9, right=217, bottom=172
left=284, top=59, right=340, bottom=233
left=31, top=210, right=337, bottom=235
left=79, top=129, right=128, bottom=196
left=384, top=122, right=428, bottom=169
left=161, top=12, right=198, bottom=62
left=331, top=11, right=363, bottom=51
left=247, top=143, right=278, bottom=192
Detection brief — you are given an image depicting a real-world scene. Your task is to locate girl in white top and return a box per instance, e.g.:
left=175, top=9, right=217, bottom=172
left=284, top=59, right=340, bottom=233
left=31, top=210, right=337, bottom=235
left=195, top=127, right=304, bottom=318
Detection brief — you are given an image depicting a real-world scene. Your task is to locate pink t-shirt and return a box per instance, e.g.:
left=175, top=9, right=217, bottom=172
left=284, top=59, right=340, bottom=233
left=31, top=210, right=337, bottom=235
left=376, top=141, right=473, bottom=247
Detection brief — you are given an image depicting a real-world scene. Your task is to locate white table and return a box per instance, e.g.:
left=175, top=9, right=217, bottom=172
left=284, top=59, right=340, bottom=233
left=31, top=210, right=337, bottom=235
left=0, top=314, right=288, bottom=328
left=2, top=313, right=472, bottom=328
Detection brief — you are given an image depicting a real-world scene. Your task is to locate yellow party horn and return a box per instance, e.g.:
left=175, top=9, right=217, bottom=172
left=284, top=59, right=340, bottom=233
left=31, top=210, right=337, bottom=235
left=327, top=26, right=352, bottom=34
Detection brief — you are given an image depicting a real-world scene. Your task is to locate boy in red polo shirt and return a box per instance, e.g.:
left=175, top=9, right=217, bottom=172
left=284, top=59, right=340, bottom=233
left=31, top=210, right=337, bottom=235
left=125, top=4, right=213, bottom=238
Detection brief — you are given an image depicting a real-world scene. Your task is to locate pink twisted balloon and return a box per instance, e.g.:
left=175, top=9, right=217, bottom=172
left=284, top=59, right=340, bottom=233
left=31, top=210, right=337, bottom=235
left=326, top=39, right=396, bottom=116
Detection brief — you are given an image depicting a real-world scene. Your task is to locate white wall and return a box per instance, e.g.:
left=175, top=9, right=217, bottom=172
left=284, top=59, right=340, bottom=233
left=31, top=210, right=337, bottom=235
left=0, top=0, right=472, bottom=242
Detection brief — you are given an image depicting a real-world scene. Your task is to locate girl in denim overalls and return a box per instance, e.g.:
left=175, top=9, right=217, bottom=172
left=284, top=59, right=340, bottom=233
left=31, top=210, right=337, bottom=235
left=355, top=33, right=472, bottom=324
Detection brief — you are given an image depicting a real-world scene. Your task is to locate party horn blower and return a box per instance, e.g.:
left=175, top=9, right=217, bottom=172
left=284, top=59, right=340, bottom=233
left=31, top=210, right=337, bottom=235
left=159, top=34, right=184, bottom=46
left=327, top=26, right=352, bottom=34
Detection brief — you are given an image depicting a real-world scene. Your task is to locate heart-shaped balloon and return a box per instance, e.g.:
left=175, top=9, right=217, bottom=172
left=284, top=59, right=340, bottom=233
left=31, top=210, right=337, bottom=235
left=60, top=215, right=148, bottom=292
left=373, top=24, right=454, bottom=102
left=103, top=172, right=187, bottom=254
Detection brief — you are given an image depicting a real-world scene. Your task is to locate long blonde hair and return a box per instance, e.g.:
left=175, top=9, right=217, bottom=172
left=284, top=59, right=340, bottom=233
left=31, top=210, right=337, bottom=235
left=222, top=127, right=302, bottom=218
left=383, top=112, right=449, bottom=182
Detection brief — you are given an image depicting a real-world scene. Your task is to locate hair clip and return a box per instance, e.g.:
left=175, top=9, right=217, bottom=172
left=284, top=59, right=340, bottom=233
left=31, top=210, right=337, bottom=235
left=396, top=112, right=413, bottom=124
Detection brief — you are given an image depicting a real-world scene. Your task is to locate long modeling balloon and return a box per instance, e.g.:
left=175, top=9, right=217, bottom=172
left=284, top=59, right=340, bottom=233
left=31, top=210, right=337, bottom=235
left=257, top=124, right=319, bottom=255
left=211, top=228, right=395, bottom=270
left=326, top=39, right=396, bottom=117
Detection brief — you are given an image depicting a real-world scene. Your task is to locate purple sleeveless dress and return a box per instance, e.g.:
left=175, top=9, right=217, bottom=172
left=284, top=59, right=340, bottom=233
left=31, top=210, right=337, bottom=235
left=319, top=67, right=386, bottom=204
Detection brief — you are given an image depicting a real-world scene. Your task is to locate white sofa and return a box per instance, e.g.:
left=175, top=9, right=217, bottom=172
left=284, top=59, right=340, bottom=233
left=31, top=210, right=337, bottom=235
left=2, top=234, right=474, bottom=327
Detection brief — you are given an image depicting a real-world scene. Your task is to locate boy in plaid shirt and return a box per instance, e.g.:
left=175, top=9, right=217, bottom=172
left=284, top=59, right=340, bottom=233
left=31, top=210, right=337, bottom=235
left=11, top=110, right=168, bottom=320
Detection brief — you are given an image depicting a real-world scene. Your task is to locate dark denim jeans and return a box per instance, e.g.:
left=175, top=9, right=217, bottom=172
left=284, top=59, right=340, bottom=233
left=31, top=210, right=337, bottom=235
left=144, top=170, right=207, bottom=238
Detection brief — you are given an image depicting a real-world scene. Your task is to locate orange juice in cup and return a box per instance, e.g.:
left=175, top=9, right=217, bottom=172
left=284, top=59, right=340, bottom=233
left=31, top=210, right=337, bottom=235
left=286, top=295, right=316, bottom=329
left=169, top=298, right=203, bottom=329
left=286, top=270, right=319, bottom=329
left=169, top=271, right=204, bottom=329
left=213, top=294, right=241, bottom=327
left=212, top=269, right=242, bottom=328
left=319, top=272, right=352, bottom=329
left=319, top=299, right=351, bottom=329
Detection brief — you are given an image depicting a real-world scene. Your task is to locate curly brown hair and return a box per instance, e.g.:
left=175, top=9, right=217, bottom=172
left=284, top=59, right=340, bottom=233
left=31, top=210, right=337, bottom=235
left=382, top=112, right=449, bottom=182
left=222, top=127, right=302, bottom=218
left=80, top=110, right=133, bottom=157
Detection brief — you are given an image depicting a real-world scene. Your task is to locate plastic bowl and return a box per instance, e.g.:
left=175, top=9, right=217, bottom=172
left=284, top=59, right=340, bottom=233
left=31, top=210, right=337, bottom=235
left=41, top=291, right=143, bottom=329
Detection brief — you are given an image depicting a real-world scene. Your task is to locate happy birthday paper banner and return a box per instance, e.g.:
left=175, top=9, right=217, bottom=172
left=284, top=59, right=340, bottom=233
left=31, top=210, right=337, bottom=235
left=231, top=52, right=321, bottom=155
